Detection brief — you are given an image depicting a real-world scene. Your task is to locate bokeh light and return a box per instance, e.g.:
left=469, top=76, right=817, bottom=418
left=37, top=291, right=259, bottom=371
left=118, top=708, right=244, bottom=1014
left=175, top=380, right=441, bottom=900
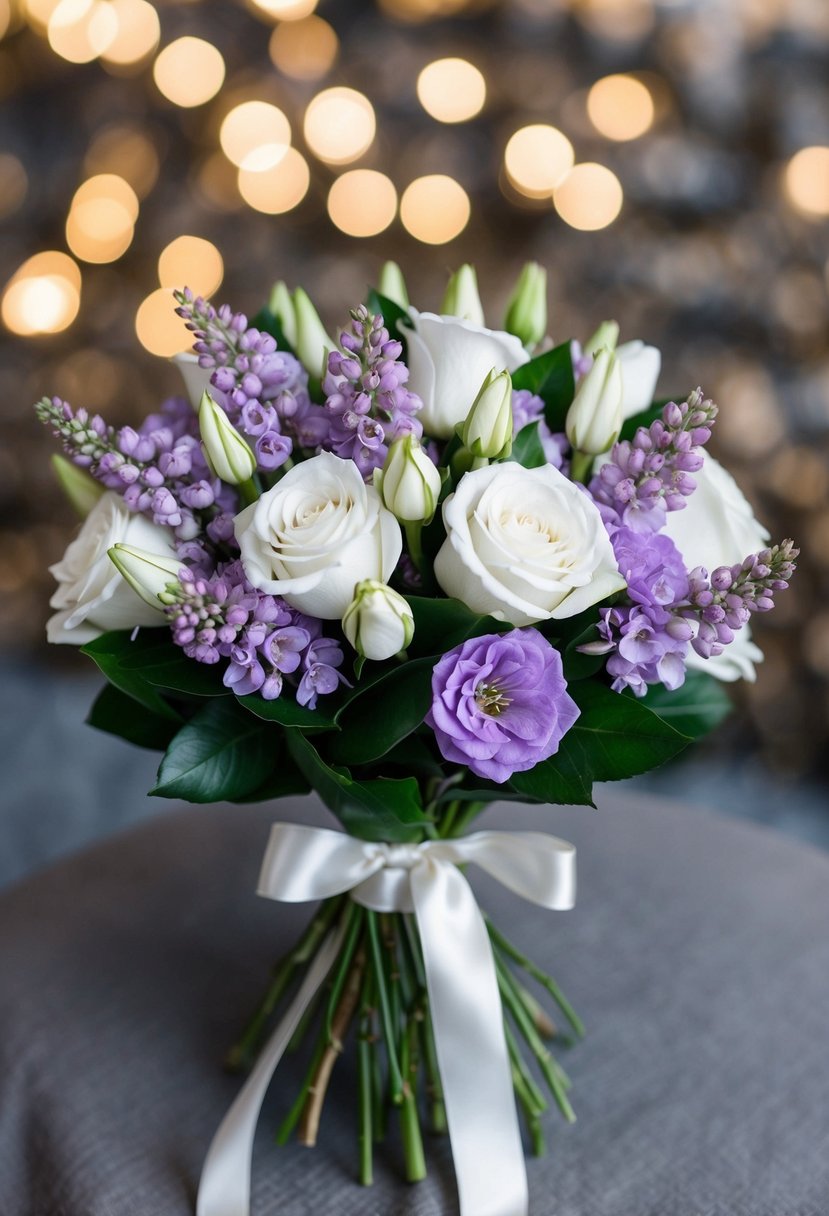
left=220, top=101, right=291, bottom=172
left=553, top=162, right=623, bottom=230
left=504, top=125, right=574, bottom=198
left=152, top=37, right=225, bottom=108
left=0, top=153, right=28, bottom=219
left=328, top=170, right=397, bottom=237
left=249, top=0, right=316, bottom=18
left=135, top=288, right=192, bottom=356
left=47, top=0, right=117, bottom=64
left=83, top=125, right=159, bottom=198
left=303, top=87, right=376, bottom=166
left=268, top=15, right=338, bottom=81
left=400, top=174, right=470, bottom=244
left=587, top=74, right=654, bottom=141
left=100, top=0, right=159, bottom=69
left=237, top=146, right=310, bottom=214
left=784, top=146, right=829, bottom=218
left=2, top=251, right=81, bottom=336
left=157, top=236, right=224, bottom=296
left=65, top=174, right=138, bottom=263
left=416, top=58, right=486, bottom=124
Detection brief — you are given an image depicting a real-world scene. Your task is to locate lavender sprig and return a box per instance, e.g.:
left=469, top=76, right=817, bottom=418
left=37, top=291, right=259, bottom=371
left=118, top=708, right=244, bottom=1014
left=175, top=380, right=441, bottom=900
left=164, top=560, right=347, bottom=706
left=323, top=306, right=423, bottom=480
left=174, top=288, right=329, bottom=464
left=680, top=540, right=799, bottom=659
left=589, top=388, right=718, bottom=533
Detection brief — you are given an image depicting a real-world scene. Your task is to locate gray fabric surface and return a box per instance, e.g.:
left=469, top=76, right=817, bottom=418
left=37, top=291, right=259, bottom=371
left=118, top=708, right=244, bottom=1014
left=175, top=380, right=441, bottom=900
left=1, top=792, right=828, bottom=1216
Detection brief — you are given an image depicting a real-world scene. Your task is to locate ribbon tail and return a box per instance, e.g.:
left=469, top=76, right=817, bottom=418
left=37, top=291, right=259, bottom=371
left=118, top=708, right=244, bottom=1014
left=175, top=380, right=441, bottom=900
left=197, top=923, right=346, bottom=1216
left=411, top=861, right=529, bottom=1216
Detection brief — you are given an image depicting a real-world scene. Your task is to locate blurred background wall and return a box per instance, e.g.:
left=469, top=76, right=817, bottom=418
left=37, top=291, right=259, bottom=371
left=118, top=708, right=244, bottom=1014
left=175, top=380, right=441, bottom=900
left=2, top=0, right=828, bottom=874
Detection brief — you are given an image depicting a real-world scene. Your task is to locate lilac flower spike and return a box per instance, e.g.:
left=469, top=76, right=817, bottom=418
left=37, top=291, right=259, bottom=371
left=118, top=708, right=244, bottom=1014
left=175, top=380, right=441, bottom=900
left=323, top=306, right=423, bottom=479
left=426, top=629, right=579, bottom=783
left=589, top=388, right=718, bottom=532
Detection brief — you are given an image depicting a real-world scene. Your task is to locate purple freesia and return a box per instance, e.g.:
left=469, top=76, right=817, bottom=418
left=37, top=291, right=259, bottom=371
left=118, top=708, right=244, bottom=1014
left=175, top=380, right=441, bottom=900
left=426, top=629, right=579, bottom=784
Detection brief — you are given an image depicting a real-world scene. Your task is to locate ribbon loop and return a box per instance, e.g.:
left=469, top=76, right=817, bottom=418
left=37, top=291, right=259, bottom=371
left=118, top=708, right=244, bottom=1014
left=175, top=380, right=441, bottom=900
left=198, top=825, right=576, bottom=1216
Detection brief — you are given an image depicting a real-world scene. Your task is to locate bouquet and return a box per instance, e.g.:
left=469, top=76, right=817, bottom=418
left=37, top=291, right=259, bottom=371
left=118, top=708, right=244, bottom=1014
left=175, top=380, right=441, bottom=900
left=36, top=261, right=796, bottom=1216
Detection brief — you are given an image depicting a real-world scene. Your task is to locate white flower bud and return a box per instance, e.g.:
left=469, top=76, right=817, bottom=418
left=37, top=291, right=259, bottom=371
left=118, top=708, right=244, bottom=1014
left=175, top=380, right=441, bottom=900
left=51, top=453, right=105, bottom=518
left=503, top=262, right=547, bottom=348
left=107, top=544, right=182, bottom=610
left=269, top=280, right=297, bottom=348
left=292, top=287, right=334, bottom=379
left=342, top=579, right=414, bottom=662
left=584, top=320, right=619, bottom=356
left=198, top=391, right=257, bottom=485
left=565, top=347, right=623, bottom=456
left=441, top=264, right=485, bottom=326
left=377, top=434, right=442, bottom=523
left=378, top=261, right=410, bottom=310
left=461, top=367, right=513, bottom=459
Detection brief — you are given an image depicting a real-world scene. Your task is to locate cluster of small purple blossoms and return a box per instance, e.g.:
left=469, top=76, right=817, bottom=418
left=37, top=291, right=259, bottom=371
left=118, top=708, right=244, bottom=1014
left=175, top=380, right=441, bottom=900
left=34, top=395, right=235, bottom=548
left=511, top=389, right=567, bottom=469
left=322, top=306, right=423, bottom=479
left=164, top=560, right=347, bottom=708
left=678, top=540, right=799, bottom=661
left=593, top=528, right=694, bottom=696
left=174, top=289, right=329, bottom=471
left=589, top=389, right=718, bottom=533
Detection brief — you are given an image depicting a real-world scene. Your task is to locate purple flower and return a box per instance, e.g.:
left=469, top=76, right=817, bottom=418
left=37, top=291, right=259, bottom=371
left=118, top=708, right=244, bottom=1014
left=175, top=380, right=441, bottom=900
left=426, top=629, right=579, bottom=784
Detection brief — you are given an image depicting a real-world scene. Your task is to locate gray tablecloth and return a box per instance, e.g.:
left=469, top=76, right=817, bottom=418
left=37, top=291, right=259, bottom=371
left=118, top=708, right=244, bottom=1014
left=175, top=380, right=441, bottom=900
left=1, top=792, right=828, bottom=1216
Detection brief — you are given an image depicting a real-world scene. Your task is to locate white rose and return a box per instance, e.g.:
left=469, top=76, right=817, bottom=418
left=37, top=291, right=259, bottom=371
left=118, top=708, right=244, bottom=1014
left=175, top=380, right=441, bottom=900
left=434, top=462, right=626, bottom=626
left=617, top=340, right=661, bottom=420
left=403, top=309, right=528, bottom=439
left=47, top=491, right=177, bottom=645
left=663, top=454, right=770, bottom=682
left=234, top=451, right=402, bottom=619
left=172, top=352, right=211, bottom=408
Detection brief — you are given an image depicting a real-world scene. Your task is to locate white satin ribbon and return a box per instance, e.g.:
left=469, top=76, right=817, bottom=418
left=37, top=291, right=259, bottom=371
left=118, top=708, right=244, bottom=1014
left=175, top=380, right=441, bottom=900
left=197, top=825, right=577, bottom=1216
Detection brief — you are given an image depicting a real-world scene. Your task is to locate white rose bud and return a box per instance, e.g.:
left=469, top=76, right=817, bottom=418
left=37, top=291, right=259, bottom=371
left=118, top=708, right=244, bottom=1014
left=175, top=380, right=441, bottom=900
left=378, top=260, right=410, bottom=310
left=585, top=319, right=619, bottom=355
left=292, top=286, right=334, bottom=380
left=441, top=264, right=485, bottom=326
left=108, top=544, right=183, bottom=609
left=461, top=367, right=513, bottom=460
left=565, top=347, right=623, bottom=457
left=503, top=261, right=547, bottom=348
left=269, top=280, right=298, bottom=348
left=198, top=391, right=257, bottom=485
left=342, top=580, right=414, bottom=662
left=377, top=434, right=442, bottom=523
left=51, top=453, right=105, bottom=518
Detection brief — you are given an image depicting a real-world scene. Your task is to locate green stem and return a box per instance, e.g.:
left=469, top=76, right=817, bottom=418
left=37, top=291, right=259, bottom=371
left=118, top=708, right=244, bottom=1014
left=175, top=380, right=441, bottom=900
left=447, top=799, right=487, bottom=838
left=399, top=1015, right=427, bottom=1182
left=324, top=903, right=363, bottom=1046
left=237, top=476, right=260, bottom=506
left=503, top=1019, right=547, bottom=1116
left=495, top=957, right=576, bottom=1124
left=276, top=1032, right=327, bottom=1145
left=400, top=915, right=446, bottom=1135
left=404, top=520, right=424, bottom=572
left=437, top=798, right=462, bottom=839
left=226, top=896, right=345, bottom=1071
left=569, top=449, right=595, bottom=484
left=366, top=911, right=405, bottom=1104
left=358, top=975, right=374, bottom=1186
left=486, top=918, right=584, bottom=1039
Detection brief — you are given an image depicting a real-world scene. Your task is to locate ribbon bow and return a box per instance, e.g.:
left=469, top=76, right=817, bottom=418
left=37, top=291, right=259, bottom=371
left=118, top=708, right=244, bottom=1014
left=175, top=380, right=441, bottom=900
left=197, top=825, right=576, bottom=1216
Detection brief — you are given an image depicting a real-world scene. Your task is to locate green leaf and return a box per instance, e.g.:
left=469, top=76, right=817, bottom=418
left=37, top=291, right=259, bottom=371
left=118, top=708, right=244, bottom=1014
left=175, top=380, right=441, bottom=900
left=618, top=397, right=673, bottom=441
left=86, top=682, right=180, bottom=751
left=81, top=631, right=180, bottom=721
left=638, top=671, right=732, bottom=740
left=561, top=622, right=608, bottom=682
left=250, top=306, right=296, bottom=356
left=366, top=289, right=410, bottom=348
left=567, top=681, right=691, bottom=781
left=286, top=731, right=428, bottom=842
left=238, top=693, right=338, bottom=732
left=231, top=740, right=311, bottom=803
left=406, top=596, right=506, bottom=659
left=327, top=657, right=434, bottom=765
left=511, top=342, right=575, bottom=432
left=100, top=633, right=229, bottom=698
left=509, top=744, right=595, bottom=807
left=509, top=421, right=547, bottom=469
left=151, top=698, right=273, bottom=802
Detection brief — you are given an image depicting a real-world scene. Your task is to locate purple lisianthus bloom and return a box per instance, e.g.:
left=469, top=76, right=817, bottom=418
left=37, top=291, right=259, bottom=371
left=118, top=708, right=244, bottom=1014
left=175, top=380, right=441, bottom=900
left=426, top=628, right=579, bottom=784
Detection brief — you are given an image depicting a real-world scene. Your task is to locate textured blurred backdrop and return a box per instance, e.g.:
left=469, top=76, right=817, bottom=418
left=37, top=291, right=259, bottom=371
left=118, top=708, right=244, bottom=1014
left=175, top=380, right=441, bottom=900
left=2, top=0, right=828, bottom=806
